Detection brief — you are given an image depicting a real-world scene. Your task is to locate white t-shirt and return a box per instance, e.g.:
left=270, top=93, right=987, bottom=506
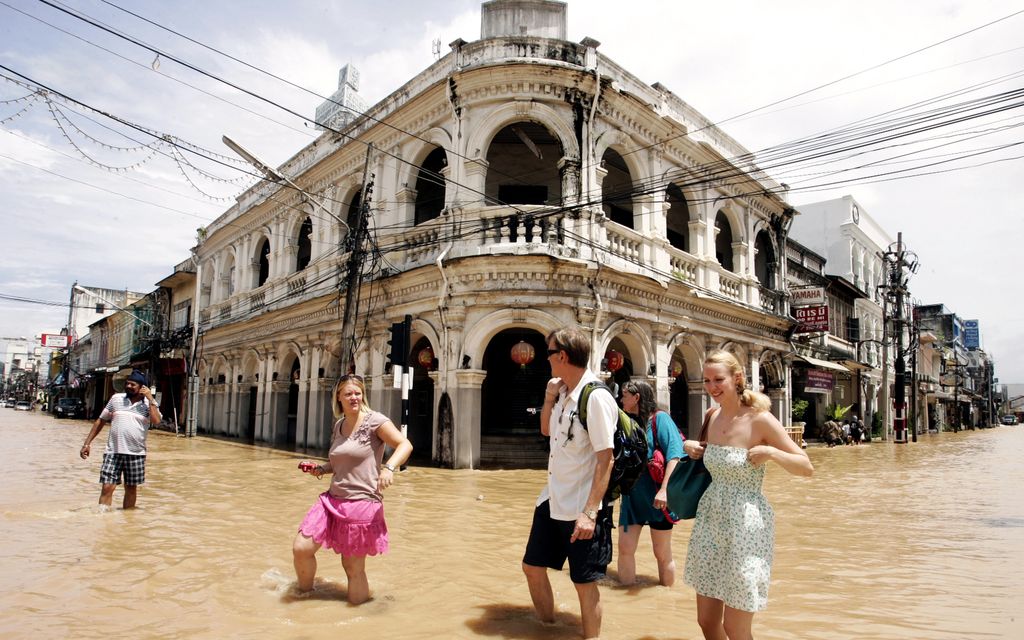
left=100, top=393, right=152, bottom=456
left=537, top=370, right=617, bottom=520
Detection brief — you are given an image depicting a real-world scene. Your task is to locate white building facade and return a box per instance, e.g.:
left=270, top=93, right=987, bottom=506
left=193, top=0, right=797, bottom=467
left=791, top=195, right=895, bottom=434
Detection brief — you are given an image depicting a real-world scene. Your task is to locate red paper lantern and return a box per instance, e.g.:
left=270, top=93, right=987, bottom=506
left=670, top=360, right=683, bottom=378
left=510, top=341, right=535, bottom=369
left=418, top=346, right=434, bottom=370
left=605, top=349, right=624, bottom=372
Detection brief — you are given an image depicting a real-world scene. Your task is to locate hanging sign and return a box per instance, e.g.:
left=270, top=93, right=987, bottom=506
left=804, top=369, right=834, bottom=393
left=794, top=305, right=829, bottom=333
left=791, top=286, right=827, bottom=306
left=41, top=334, right=71, bottom=348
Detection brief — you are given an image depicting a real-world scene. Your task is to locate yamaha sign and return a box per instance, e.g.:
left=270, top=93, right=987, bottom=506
left=790, top=286, right=827, bottom=306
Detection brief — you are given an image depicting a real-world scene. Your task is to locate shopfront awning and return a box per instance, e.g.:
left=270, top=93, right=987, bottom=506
left=837, top=359, right=874, bottom=371
left=795, top=355, right=850, bottom=373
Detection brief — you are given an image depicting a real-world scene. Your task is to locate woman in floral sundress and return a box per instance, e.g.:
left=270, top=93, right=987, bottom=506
left=683, top=351, right=813, bottom=640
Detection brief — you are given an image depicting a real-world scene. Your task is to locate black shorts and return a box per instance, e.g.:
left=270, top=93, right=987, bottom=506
left=522, top=500, right=613, bottom=584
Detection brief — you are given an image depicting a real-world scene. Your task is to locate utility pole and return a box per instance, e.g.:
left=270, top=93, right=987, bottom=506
left=879, top=232, right=919, bottom=444
left=913, top=303, right=921, bottom=438
left=339, top=144, right=375, bottom=375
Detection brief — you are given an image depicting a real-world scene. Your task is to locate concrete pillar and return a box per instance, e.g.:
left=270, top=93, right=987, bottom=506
left=454, top=369, right=487, bottom=469
left=307, top=347, right=324, bottom=446
left=687, top=380, right=706, bottom=440
left=296, top=349, right=312, bottom=447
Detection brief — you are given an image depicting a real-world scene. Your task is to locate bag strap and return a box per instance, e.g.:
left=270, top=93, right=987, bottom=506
left=699, top=407, right=714, bottom=442
left=577, top=381, right=609, bottom=431
left=650, top=410, right=663, bottom=453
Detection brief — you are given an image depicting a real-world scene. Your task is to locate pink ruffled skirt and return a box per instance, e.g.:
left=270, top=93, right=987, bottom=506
left=298, top=492, right=389, bottom=557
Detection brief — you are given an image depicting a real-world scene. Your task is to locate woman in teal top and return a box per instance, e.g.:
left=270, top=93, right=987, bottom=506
left=617, top=380, right=696, bottom=586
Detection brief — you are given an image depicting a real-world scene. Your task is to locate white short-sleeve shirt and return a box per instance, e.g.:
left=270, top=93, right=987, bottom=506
left=537, top=370, right=617, bottom=520
left=100, top=393, right=152, bottom=456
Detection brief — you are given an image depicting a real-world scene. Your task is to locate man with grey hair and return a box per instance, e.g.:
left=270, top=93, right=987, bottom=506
left=522, top=326, right=616, bottom=640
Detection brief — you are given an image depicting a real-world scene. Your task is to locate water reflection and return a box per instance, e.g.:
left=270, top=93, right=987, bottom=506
left=1, top=411, right=1022, bottom=639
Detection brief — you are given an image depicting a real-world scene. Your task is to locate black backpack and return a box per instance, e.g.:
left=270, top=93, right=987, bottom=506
left=577, top=381, right=648, bottom=501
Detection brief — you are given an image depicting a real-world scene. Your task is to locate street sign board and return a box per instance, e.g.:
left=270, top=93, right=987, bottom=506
left=804, top=369, right=834, bottom=393
left=41, top=334, right=71, bottom=348
left=790, top=286, right=827, bottom=306
left=963, top=319, right=980, bottom=349
left=794, top=305, right=829, bottom=333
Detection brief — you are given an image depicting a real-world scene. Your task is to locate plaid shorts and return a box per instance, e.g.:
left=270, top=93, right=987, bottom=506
left=99, top=453, right=146, bottom=486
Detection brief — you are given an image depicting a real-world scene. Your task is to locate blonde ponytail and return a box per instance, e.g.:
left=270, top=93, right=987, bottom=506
left=706, top=349, right=772, bottom=413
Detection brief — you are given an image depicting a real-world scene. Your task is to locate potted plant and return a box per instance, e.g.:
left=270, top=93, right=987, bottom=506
left=825, top=402, right=853, bottom=422
left=791, top=398, right=809, bottom=427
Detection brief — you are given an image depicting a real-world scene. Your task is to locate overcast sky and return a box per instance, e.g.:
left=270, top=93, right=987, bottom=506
left=1, top=0, right=1022, bottom=381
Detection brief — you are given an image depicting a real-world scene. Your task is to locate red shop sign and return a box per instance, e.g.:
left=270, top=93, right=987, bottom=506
left=794, top=305, right=829, bottom=333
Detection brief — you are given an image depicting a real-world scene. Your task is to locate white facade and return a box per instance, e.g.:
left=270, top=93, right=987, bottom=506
left=791, top=195, right=897, bottom=434
left=193, top=1, right=797, bottom=467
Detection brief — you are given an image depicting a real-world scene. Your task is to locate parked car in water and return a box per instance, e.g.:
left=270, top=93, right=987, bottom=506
left=53, top=397, right=85, bottom=419
left=14, top=401, right=32, bottom=411
left=1, top=398, right=14, bottom=408
left=1000, top=415, right=1019, bottom=425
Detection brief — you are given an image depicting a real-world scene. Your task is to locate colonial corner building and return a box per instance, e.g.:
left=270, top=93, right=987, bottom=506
left=191, top=0, right=798, bottom=467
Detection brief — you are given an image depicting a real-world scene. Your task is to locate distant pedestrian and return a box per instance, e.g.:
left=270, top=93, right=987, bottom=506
left=293, top=374, right=412, bottom=605
left=849, top=417, right=863, bottom=445
left=523, top=326, right=616, bottom=640
left=684, top=350, right=813, bottom=640
left=79, top=369, right=161, bottom=509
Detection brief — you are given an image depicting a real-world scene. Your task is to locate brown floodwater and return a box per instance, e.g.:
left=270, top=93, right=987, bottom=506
left=1, top=410, right=1022, bottom=639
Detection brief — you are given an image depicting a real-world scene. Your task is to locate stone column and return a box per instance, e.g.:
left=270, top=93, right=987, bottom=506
left=687, top=380, right=706, bottom=440
left=558, top=157, right=580, bottom=207
left=271, top=380, right=291, bottom=445
left=227, top=365, right=240, bottom=437
left=256, top=355, right=274, bottom=441
left=295, top=349, right=312, bottom=447
left=463, top=158, right=489, bottom=205
left=454, top=369, right=487, bottom=469
left=307, top=347, right=324, bottom=446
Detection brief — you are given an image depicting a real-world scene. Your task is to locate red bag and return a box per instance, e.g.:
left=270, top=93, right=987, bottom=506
left=647, top=411, right=667, bottom=484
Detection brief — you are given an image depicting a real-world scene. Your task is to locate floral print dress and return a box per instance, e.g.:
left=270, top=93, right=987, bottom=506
left=683, top=444, right=774, bottom=612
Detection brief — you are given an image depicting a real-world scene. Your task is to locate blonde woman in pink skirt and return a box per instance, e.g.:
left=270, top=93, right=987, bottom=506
left=294, top=374, right=412, bottom=604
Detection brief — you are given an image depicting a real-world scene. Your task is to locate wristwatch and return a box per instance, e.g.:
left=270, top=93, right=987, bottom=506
left=382, top=463, right=396, bottom=472
left=582, top=508, right=598, bottom=521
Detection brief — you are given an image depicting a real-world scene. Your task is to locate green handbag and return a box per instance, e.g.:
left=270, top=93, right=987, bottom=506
left=665, top=409, right=712, bottom=520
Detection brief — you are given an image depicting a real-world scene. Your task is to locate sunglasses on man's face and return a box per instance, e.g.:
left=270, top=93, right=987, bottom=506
left=546, top=348, right=561, bottom=357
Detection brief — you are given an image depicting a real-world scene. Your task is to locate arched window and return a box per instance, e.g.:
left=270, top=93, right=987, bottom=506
left=665, top=183, right=690, bottom=252
left=754, top=230, right=774, bottom=288
left=715, top=211, right=734, bottom=271
left=256, top=239, right=270, bottom=287
left=601, top=149, right=634, bottom=229
left=220, top=254, right=236, bottom=301
left=485, top=122, right=563, bottom=205
left=295, top=218, right=312, bottom=272
left=415, top=147, right=447, bottom=225
left=346, top=189, right=362, bottom=236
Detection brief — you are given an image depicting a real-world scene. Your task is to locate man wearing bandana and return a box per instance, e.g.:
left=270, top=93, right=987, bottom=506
left=80, top=369, right=161, bottom=509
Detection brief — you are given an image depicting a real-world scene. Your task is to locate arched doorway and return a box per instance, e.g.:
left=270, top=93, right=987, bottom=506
left=485, top=122, right=563, bottom=206
left=669, top=356, right=690, bottom=430
left=408, top=336, right=436, bottom=462
left=414, top=147, right=447, bottom=224
left=480, top=328, right=551, bottom=467
left=715, top=210, right=734, bottom=271
left=286, top=359, right=300, bottom=447
left=601, top=148, right=634, bottom=229
left=603, top=337, right=635, bottom=398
